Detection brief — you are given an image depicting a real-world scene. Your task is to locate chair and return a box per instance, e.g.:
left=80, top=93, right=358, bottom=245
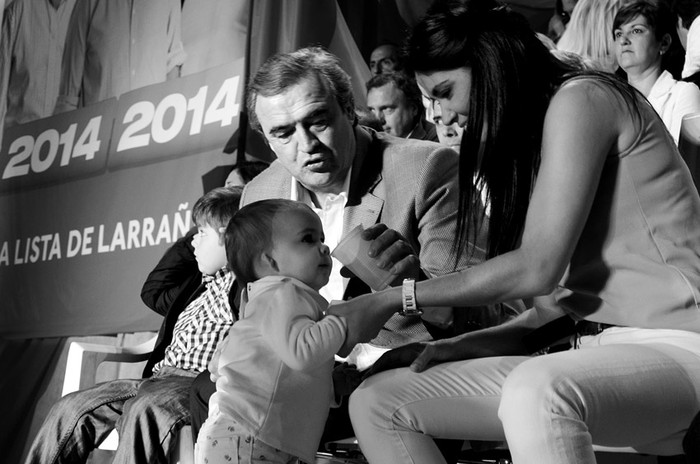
left=61, top=334, right=194, bottom=464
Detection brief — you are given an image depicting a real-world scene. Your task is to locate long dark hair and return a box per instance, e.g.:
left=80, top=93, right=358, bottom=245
left=406, top=0, right=581, bottom=260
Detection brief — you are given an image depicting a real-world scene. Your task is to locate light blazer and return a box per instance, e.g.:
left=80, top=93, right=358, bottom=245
left=241, top=126, right=486, bottom=346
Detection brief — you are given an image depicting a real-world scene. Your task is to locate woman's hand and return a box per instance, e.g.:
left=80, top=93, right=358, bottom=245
left=362, top=343, right=427, bottom=378
left=409, top=337, right=470, bottom=372
left=362, top=336, right=473, bottom=377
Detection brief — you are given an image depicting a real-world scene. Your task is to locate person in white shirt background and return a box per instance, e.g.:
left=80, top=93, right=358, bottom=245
left=614, top=0, right=700, bottom=144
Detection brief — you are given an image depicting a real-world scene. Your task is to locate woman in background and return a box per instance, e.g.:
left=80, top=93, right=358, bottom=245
left=614, top=0, right=700, bottom=144
left=557, top=0, right=629, bottom=71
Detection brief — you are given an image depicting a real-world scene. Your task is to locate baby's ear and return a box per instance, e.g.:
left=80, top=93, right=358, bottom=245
left=262, top=252, right=279, bottom=271
left=255, top=252, right=278, bottom=276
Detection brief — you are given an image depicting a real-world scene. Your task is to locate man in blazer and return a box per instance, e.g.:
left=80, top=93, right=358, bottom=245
left=241, top=122, right=472, bottom=349
left=189, top=48, right=494, bottom=455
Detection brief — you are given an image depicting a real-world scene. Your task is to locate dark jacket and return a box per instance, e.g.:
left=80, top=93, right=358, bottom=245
left=140, top=228, right=238, bottom=377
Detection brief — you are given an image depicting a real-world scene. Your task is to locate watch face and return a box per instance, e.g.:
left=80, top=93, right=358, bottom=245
left=401, top=279, right=422, bottom=316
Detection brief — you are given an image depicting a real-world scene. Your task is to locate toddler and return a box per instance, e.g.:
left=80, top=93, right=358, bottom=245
left=195, top=199, right=350, bottom=464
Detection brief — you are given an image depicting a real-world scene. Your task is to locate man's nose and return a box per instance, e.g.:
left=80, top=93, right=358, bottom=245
left=378, top=111, right=387, bottom=125
left=296, top=127, right=319, bottom=152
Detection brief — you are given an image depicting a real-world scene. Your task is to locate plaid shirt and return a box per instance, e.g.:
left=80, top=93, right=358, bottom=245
left=152, top=268, right=235, bottom=374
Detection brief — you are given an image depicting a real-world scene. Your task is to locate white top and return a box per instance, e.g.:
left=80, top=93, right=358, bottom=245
left=683, top=16, right=700, bottom=79
left=647, top=70, right=700, bottom=144
left=292, top=171, right=350, bottom=302
left=209, top=276, right=346, bottom=463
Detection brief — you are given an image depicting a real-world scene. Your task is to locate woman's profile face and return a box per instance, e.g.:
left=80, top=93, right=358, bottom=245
left=416, top=67, right=472, bottom=129
left=613, top=14, right=667, bottom=74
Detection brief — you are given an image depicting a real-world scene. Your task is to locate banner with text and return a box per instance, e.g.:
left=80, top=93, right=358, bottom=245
left=0, top=58, right=245, bottom=338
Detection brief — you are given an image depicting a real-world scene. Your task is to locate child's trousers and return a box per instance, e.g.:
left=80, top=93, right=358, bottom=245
left=196, top=410, right=299, bottom=464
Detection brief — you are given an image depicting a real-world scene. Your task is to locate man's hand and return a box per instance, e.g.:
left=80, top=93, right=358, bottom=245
left=355, top=223, right=420, bottom=283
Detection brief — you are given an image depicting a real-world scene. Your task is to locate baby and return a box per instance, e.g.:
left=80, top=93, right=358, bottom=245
left=195, top=199, right=351, bottom=464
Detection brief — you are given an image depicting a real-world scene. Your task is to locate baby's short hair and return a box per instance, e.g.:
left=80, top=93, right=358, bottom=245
left=192, top=186, right=244, bottom=233
left=225, top=199, right=313, bottom=286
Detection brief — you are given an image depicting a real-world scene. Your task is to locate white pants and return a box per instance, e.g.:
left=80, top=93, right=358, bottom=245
left=348, top=328, right=700, bottom=464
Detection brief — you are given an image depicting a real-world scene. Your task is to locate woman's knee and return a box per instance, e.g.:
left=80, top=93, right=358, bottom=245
left=498, top=356, right=586, bottom=425
left=349, top=372, right=403, bottom=430
left=349, top=378, right=381, bottom=426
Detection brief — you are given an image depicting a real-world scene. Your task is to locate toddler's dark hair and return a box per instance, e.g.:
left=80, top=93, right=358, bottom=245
left=225, top=199, right=313, bottom=285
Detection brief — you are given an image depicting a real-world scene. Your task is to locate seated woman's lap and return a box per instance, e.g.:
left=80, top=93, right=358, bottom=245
left=350, top=328, right=700, bottom=464
left=501, top=329, right=700, bottom=462
left=349, top=356, right=529, bottom=464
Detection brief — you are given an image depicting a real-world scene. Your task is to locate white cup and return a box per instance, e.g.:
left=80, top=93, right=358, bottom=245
left=331, top=225, right=395, bottom=291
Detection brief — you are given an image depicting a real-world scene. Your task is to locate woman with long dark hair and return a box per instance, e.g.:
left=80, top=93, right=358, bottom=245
left=328, top=1, right=700, bottom=462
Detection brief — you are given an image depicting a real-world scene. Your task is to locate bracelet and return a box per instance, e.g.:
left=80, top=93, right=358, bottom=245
left=400, top=278, right=422, bottom=316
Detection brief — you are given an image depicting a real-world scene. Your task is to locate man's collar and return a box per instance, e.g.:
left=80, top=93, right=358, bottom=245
left=292, top=168, right=352, bottom=207
left=292, top=124, right=373, bottom=205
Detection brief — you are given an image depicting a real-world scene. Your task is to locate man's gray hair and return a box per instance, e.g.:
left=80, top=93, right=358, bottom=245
left=246, top=47, right=357, bottom=132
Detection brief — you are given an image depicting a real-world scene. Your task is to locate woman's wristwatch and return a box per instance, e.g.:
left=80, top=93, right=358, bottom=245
left=400, top=278, right=423, bottom=316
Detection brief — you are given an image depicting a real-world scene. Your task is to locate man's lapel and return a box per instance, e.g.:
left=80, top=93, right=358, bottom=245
left=342, top=127, right=385, bottom=234
left=245, top=161, right=293, bottom=204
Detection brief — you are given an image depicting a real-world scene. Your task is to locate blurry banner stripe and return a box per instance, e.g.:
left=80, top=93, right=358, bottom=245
left=0, top=2, right=250, bottom=339
left=247, top=0, right=370, bottom=107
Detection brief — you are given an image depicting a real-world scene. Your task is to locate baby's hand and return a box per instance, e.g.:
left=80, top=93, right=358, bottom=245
left=332, top=362, right=363, bottom=398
